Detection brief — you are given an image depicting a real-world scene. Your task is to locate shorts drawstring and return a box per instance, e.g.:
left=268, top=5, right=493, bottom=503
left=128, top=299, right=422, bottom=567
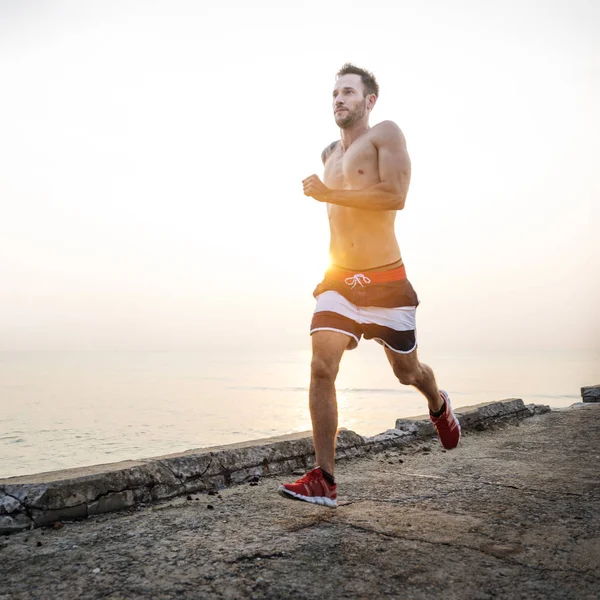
left=344, top=273, right=371, bottom=289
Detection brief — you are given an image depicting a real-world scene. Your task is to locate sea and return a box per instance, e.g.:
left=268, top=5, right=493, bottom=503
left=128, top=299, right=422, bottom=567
left=1, top=346, right=597, bottom=479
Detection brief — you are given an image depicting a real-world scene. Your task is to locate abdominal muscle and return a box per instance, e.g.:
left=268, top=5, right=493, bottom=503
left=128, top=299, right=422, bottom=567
left=327, top=204, right=401, bottom=271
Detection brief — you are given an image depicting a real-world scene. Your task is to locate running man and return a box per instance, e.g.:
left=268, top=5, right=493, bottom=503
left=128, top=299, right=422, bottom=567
left=279, top=64, right=461, bottom=508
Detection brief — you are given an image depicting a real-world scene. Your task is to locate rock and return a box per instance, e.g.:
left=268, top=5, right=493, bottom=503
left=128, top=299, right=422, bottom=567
left=394, top=420, right=434, bottom=438
left=0, top=494, right=22, bottom=514
left=88, top=490, right=135, bottom=517
left=207, top=505, right=214, bottom=510
left=0, top=513, right=33, bottom=534
left=92, top=568, right=100, bottom=574
left=582, top=385, right=600, bottom=403
left=525, top=403, right=551, bottom=416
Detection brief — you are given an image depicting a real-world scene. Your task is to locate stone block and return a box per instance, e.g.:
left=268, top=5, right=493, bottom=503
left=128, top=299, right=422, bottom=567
left=525, top=403, right=551, bottom=415
left=394, top=418, right=435, bottom=438
left=0, top=483, right=49, bottom=509
left=183, top=479, right=209, bottom=494
left=1, top=462, right=179, bottom=513
left=336, top=429, right=365, bottom=448
left=0, top=493, right=22, bottom=514
left=367, top=429, right=413, bottom=443
left=0, top=513, right=33, bottom=534
left=457, top=399, right=525, bottom=426
left=88, top=490, right=135, bottom=516
left=31, top=504, right=88, bottom=527
left=156, top=453, right=222, bottom=482
left=582, top=385, right=600, bottom=403
left=364, top=429, right=415, bottom=452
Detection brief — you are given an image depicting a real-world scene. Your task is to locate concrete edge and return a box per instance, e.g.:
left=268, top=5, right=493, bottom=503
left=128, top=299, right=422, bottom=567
left=0, top=398, right=551, bottom=534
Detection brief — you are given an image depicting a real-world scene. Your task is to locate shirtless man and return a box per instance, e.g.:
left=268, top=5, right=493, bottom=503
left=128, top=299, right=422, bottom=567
left=279, top=64, right=461, bottom=508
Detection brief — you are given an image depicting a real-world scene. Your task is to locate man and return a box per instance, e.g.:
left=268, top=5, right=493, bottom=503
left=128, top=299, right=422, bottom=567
left=279, top=64, right=460, bottom=508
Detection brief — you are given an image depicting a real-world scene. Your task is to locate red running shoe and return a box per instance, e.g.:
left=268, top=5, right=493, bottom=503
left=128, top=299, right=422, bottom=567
left=430, top=390, right=461, bottom=449
left=279, top=467, right=337, bottom=508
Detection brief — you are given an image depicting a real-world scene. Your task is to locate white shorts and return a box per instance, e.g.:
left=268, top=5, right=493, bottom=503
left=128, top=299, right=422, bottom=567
left=310, top=290, right=417, bottom=354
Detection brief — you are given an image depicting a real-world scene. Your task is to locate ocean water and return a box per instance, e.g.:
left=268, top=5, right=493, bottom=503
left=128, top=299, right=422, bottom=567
left=0, top=346, right=597, bottom=479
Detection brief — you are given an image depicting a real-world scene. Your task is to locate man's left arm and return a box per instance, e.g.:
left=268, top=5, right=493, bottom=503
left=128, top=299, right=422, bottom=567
left=303, top=121, right=411, bottom=210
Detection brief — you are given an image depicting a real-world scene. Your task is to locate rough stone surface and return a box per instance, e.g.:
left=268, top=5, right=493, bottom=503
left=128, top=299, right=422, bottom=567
left=0, top=400, right=552, bottom=535
left=582, top=384, right=600, bottom=402
left=0, top=404, right=598, bottom=599
left=394, top=398, right=545, bottom=436
left=0, top=513, right=32, bottom=534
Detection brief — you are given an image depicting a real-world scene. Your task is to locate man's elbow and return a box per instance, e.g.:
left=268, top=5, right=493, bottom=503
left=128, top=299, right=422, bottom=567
left=392, top=193, right=406, bottom=210
left=381, top=183, right=406, bottom=210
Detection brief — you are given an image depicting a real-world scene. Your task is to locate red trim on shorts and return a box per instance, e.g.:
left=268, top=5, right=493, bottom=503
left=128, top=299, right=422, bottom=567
left=326, top=264, right=407, bottom=284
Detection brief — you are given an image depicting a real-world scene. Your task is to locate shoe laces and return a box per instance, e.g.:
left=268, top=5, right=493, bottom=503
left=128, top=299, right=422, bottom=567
left=297, top=468, right=322, bottom=484
left=433, top=409, right=457, bottom=430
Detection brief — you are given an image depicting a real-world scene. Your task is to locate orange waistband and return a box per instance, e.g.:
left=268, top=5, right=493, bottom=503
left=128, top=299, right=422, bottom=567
left=327, top=264, right=407, bottom=284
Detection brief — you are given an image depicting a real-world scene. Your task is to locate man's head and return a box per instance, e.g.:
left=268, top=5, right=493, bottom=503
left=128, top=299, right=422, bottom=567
left=333, top=63, right=379, bottom=129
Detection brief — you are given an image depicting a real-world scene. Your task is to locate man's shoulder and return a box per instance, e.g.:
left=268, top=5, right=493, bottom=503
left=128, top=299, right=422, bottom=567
left=373, top=120, right=404, bottom=137
left=321, top=139, right=340, bottom=165
left=372, top=120, right=406, bottom=147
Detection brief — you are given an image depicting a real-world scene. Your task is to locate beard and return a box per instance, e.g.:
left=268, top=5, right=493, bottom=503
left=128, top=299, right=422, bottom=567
left=334, top=100, right=367, bottom=129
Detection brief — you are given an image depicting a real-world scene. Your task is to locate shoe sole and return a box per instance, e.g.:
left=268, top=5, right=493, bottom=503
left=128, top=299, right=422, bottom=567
left=278, top=486, right=337, bottom=508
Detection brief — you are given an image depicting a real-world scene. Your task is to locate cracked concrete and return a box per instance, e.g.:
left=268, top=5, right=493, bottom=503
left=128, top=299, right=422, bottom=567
left=1, top=403, right=599, bottom=599
left=0, top=399, right=544, bottom=534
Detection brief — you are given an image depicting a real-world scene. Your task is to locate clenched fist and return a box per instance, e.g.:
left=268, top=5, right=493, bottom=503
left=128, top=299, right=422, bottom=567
left=302, top=175, right=330, bottom=202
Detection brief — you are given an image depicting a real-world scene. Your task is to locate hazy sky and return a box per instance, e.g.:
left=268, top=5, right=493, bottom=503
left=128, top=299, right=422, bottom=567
left=1, top=0, right=599, bottom=354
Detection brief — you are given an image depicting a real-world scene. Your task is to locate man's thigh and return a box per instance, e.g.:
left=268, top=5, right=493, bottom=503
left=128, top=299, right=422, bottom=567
left=311, top=330, right=352, bottom=370
left=384, top=346, right=420, bottom=380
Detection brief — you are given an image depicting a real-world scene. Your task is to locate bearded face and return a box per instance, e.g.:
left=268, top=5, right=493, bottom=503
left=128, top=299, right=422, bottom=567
left=334, top=100, right=367, bottom=129
left=332, top=73, right=371, bottom=129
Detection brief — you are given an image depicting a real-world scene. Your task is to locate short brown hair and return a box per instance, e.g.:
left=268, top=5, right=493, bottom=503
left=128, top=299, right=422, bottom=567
left=336, top=63, right=379, bottom=98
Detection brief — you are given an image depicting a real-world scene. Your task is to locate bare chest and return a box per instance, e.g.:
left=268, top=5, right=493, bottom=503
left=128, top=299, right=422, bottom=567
left=323, top=138, right=379, bottom=190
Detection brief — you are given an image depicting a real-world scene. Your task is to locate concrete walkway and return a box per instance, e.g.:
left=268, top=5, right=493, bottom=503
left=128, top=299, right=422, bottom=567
left=1, top=404, right=599, bottom=599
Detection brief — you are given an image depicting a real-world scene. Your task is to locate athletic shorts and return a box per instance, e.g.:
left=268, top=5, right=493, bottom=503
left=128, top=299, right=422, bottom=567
left=310, top=262, right=419, bottom=354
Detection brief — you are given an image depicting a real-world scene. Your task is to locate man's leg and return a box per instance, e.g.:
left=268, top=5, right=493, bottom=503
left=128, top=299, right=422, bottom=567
left=385, top=347, right=460, bottom=449
left=310, top=330, right=352, bottom=476
left=384, top=347, right=444, bottom=413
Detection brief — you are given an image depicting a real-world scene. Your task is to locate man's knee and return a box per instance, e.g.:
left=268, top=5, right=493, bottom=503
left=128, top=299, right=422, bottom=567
left=311, top=355, right=340, bottom=383
left=392, top=362, right=420, bottom=386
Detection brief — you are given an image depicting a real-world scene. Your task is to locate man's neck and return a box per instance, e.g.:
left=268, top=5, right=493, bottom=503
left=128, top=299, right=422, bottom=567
left=340, top=121, right=370, bottom=150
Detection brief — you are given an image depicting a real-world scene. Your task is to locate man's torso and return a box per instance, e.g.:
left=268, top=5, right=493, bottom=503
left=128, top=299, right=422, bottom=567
left=323, top=123, right=402, bottom=271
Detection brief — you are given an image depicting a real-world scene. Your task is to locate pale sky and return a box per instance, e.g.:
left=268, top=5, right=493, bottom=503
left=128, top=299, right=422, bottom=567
left=1, top=0, right=599, bottom=354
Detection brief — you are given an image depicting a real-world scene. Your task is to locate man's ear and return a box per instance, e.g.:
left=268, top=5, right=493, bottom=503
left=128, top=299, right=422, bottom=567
left=367, top=94, right=377, bottom=112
